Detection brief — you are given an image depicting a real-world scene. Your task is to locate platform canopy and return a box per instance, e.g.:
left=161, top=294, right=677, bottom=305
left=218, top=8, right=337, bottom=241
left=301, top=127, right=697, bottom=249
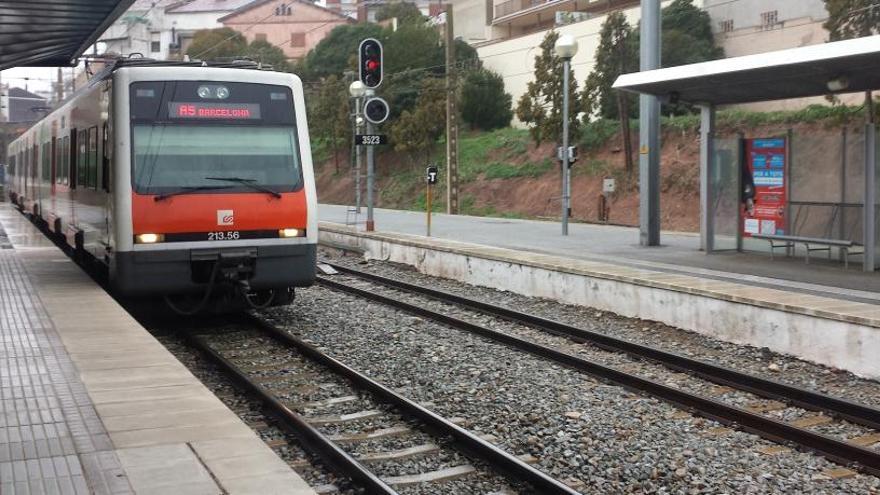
left=613, top=35, right=880, bottom=106
left=0, top=0, right=135, bottom=70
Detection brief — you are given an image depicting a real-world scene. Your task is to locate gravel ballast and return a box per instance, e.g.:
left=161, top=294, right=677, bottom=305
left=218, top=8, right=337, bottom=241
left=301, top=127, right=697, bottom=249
left=257, top=251, right=880, bottom=493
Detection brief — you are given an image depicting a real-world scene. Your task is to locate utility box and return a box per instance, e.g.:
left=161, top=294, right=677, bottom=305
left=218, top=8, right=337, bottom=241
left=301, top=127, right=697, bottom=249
left=603, top=178, right=616, bottom=194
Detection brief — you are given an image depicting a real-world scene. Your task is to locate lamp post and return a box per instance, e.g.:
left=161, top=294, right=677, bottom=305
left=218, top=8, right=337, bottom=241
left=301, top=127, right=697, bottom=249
left=349, top=81, right=366, bottom=213
left=554, top=34, right=578, bottom=236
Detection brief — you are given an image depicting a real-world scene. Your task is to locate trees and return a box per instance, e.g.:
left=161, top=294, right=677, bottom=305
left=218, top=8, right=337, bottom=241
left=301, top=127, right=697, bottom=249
left=248, top=39, right=291, bottom=71
left=824, top=0, right=880, bottom=122
left=185, top=28, right=291, bottom=71
left=391, top=78, right=446, bottom=164
left=583, top=12, right=636, bottom=172
left=515, top=30, right=581, bottom=145
left=308, top=75, right=351, bottom=172
left=186, top=28, right=247, bottom=60
left=297, top=23, right=384, bottom=80
left=376, top=2, right=425, bottom=24
left=659, top=0, right=722, bottom=67
left=461, top=68, right=512, bottom=131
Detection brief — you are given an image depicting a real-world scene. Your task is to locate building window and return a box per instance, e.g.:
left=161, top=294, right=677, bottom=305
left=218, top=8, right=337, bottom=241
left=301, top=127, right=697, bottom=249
left=150, top=41, right=160, bottom=52
left=255, top=33, right=267, bottom=42
left=291, top=32, right=306, bottom=47
left=761, top=10, right=778, bottom=29
left=719, top=19, right=734, bottom=33
left=275, top=3, right=292, bottom=15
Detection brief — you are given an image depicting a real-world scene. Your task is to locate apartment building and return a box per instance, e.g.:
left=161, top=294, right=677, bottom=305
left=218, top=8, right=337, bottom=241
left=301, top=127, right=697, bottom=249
left=461, top=0, right=842, bottom=121
left=98, top=0, right=254, bottom=60
left=220, top=0, right=354, bottom=61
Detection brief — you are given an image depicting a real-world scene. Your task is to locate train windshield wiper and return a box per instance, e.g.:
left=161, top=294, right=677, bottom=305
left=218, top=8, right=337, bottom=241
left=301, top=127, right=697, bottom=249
left=153, top=185, right=234, bottom=201
left=204, top=176, right=282, bottom=198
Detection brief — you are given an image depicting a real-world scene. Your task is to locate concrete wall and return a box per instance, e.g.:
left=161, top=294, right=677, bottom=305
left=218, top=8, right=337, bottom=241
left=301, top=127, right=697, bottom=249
left=703, top=0, right=826, bottom=33
left=452, top=0, right=492, bottom=44
left=319, top=223, right=880, bottom=379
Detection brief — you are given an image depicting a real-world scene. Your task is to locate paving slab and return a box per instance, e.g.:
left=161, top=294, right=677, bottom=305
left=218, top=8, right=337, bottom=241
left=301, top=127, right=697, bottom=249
left=0, top=204, right=315, bottom=494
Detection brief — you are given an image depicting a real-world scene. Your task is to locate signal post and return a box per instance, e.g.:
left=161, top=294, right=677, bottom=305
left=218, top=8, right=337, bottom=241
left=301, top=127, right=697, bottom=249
left=358, top=38, right=390, bottom=232
left=426, top=166, right=438, bottom=236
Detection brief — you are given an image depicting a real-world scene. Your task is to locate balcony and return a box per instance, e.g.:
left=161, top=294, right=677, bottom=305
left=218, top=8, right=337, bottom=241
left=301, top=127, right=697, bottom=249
left=492, top=0, right=638, bottom=27
left=494, top=0, right=551, bottom=19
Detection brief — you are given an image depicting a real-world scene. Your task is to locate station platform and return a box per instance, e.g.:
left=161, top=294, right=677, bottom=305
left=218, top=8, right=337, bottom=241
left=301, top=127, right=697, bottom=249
left=319, top=204, right=880, bottom=379
left=0, top=203, right=315, bottom=494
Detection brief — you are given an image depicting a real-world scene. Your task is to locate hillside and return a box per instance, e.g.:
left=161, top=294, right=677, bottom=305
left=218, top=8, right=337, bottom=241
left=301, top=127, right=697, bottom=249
left=314, top=106, right=867, bottom=233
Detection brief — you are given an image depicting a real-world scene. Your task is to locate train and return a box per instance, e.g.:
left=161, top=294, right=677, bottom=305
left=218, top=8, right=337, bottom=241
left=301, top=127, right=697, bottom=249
left=5, top=59, right=317, bottom=313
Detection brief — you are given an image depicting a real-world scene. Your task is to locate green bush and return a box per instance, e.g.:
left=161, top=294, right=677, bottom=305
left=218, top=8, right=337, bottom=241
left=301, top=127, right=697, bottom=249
left=461, top=69, right=513, bottom=131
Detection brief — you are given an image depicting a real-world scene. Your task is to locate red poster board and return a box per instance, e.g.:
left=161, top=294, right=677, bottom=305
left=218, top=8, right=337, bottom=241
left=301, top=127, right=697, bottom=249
left=742, top=138, right=787, bottom=237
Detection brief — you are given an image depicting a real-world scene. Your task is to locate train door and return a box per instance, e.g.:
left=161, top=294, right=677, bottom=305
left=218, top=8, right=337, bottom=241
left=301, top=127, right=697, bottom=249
left=100, top=121, right=111, bottom=252
left=31, top=144, right=37, bottom=207
left=23, top=145, right=30, bottom=203
left=51, top=136, right=57, bottom=194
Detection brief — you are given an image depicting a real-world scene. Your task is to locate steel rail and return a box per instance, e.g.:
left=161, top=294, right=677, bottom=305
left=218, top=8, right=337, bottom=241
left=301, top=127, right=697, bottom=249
left=248, top=315, right=582, bottom=495
left=185, top=333, right=399, bottom=495
left=317, top=275, right=880, bottom=477
left=326, top=262, right=880, bottom=431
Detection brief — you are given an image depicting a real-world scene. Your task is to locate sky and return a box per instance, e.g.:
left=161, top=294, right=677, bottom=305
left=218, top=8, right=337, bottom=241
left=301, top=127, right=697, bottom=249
left=1, top=67, right=59, bottom=94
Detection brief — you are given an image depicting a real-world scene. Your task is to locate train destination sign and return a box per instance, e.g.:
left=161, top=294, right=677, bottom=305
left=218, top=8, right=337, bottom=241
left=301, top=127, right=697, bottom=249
left=169, top=102, right=261, bottom=119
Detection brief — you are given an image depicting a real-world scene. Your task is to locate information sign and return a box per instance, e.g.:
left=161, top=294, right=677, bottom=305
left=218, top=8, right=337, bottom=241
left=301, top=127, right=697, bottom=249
left=742, top=138, right=787, bottom=237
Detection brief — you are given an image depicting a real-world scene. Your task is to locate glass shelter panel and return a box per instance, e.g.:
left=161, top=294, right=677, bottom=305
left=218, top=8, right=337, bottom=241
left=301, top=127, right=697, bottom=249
left=875, top=125, right=879, bottom=269
left=712, top=137, right=741, bottom=251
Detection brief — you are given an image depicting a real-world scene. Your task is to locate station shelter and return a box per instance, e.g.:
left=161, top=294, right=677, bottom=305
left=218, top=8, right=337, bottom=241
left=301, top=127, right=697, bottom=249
left=0, top=1, right=134, bottom=70
left=614, top=35, right=880, bottom=272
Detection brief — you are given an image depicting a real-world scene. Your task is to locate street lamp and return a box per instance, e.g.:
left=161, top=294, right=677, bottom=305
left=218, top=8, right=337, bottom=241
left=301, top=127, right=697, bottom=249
left=349, top=81, right=367, bottom=213
left=554, top=34, right=578, bottom=236
left=349, top=80, right=366, bottom=98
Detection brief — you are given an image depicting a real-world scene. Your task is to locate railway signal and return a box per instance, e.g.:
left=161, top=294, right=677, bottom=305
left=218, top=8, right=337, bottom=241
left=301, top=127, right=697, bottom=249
left=358, top=38, right=383, bottom=88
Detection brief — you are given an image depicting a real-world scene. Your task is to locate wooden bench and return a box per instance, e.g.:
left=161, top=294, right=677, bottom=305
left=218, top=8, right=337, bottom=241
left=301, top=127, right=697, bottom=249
left=751, top=234, right=863, bottom=268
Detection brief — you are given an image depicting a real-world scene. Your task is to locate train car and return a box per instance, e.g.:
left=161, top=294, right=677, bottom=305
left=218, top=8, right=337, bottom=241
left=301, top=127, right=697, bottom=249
left=5, top=59, right=317, bottom=312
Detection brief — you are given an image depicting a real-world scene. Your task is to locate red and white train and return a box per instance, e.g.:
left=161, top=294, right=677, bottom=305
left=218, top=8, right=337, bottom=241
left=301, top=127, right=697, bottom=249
left=5, top=59, right=317, bottom=310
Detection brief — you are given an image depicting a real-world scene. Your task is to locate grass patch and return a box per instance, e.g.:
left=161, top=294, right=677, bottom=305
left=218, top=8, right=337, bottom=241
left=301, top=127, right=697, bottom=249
left=444, top=128, right=533, bottom=182
left=483, top=159, right=553, bottom=180
left=579, top=104, right=871, bottom=151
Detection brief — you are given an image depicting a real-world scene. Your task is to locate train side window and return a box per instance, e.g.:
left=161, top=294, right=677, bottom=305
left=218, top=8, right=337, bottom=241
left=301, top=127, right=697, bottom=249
left=101, top=123, right=110, bottom=192
left=41, top=142, right=50, bottom=182
left=53, top=138, right=60, bottom=184
left=77, top=130, right=87, bottom=187
left=62, top=136, right=70, bottom=185
left=88, top=126, right=98, bottom=189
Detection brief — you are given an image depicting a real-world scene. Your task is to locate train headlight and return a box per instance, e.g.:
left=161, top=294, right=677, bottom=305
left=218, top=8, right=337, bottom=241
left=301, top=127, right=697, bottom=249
left=197, top=86, right=212, bottom=99
left=278, top=228, right=305, bottom=238
left=135, top=233, right=164, bottom=244
left=215, top=86, right=230, bottom=99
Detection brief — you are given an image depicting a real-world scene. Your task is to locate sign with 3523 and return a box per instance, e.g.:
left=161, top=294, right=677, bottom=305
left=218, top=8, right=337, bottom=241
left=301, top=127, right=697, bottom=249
left=354, top=134, right=387, bottom=146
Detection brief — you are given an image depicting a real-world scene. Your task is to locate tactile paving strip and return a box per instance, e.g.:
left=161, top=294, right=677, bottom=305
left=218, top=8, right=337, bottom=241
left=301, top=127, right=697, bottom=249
left=0, top=250, right=133, bottom=494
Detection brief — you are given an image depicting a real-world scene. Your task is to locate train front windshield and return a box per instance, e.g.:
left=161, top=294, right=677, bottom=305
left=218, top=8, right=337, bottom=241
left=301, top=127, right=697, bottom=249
left=129, top=81, right=302, bottom=195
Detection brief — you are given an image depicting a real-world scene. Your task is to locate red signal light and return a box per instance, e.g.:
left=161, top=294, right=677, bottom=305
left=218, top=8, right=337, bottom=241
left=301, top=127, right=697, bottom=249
left=358, top=38, right=383, bottom=88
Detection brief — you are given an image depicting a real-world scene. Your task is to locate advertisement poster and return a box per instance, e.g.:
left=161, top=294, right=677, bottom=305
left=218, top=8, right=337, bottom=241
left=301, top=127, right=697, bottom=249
left=742, top=138, right=786, bottom=237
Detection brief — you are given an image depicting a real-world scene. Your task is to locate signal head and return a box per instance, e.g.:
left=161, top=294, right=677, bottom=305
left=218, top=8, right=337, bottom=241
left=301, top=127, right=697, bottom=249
left=358, top=38, right=383, bottom=89
left=363, top=97, right=389, bottom=125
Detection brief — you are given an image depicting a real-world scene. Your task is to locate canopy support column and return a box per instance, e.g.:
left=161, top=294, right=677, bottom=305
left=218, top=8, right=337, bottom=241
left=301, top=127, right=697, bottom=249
left=700, top=104, right=716, bottom=253
left=638, top=0, right=661, bottom=247
left=865, top=123, right=876, bottom=271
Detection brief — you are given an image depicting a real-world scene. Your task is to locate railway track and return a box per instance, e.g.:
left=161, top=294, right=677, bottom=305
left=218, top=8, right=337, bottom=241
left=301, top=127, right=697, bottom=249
left=317, top=261, right=880, bottom=478
left=184, top=315, right=581, bottom=495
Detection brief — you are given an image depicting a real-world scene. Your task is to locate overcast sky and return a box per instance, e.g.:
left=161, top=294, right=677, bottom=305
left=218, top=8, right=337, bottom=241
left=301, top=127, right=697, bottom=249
left=1, top=67, right=59, bottom=93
